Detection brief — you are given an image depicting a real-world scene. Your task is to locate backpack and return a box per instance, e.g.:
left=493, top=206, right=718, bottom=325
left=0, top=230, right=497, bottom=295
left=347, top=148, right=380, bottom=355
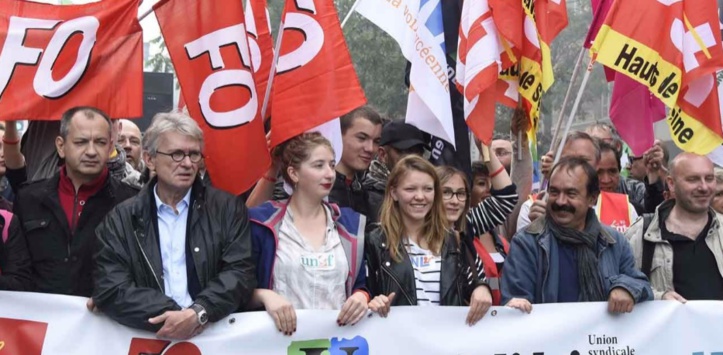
left=640, top=213, right=655, bottom=278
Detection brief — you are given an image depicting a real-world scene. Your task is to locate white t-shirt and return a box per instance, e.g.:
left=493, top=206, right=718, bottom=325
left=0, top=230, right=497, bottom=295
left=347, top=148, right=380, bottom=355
left=405, top=240, right=442, bottom=306
left=273, top=205, right=350, bottom=310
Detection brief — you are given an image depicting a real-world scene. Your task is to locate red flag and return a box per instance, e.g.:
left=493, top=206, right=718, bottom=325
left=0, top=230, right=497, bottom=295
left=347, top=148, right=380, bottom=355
left=0, top=317, right=48, bottom=355
left=0, top=0, right=143, bottom=120
left=584, top=0, right=611, bottom=49
left=154, top=0, right=271, bottom=194
left=592, top=0, right=723, bottom=154
left=270, top=0, right=366, bottom=148
left=245, top=0, right=275, bottom=119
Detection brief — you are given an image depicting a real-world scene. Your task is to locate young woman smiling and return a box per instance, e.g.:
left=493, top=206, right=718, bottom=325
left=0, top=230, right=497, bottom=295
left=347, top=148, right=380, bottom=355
left=365, top=155, right=492, bottom=325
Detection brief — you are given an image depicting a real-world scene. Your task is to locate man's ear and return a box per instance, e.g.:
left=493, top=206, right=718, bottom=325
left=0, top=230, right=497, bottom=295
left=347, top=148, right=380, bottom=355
left=143, top=151, right=154, bottom=172
left=55, top=136, right=65, bottom=159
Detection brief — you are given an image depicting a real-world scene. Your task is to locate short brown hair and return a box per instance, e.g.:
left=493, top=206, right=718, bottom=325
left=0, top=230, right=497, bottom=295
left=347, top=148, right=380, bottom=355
left=340, top=105, right=383, bottom=134
left=275, top=132, right=335, bottom=186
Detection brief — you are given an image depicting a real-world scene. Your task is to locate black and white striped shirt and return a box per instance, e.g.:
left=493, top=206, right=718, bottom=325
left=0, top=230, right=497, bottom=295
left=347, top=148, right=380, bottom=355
left=466, top=184, right=518, bottom=236
left=405, top=241, right=442, bottom=306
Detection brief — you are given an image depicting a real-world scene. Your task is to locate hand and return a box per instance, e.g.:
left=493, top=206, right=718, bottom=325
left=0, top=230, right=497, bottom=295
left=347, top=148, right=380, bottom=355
left=337, top=291, right=369, bottom=326
left=510, top=107, right=530, bottom=136
left=262, top=291, right=296, bottom=336
left=662, top=290, right=687, bottom=303
left=644, top=142, right=665, bottom=182
left=506, top=298, right=533, bottom=313
left=86, top=298, right=99, bottom=313
left=466, top=286, right=492, bottom=326
left=369, top=292, right=395, bottom=318
left=528, top=195, right=547, bottom=223
left=148, top=309, right=200, bottom=340
left=607, top=287, right=635, bottom=313
left=540, top=152, right=554, bottom=178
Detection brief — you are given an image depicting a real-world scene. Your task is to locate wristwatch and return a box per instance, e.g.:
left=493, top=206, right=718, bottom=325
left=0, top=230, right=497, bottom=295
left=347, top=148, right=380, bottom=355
left=190, top=303, right=208, bottom=326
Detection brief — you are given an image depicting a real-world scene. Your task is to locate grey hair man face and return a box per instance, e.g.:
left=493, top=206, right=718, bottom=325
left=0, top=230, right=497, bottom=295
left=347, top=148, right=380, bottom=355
left=118, top=119, right=143, bottom=171
left=143, top=112, right=204, bottom=202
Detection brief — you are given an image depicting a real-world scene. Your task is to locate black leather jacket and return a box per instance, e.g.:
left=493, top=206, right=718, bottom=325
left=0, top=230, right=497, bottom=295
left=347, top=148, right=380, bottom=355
left=14, top=172, right=137, bottom=296
left=93, top=178, right=256, bottom=332
left=365, top=228, right=486, bottom=306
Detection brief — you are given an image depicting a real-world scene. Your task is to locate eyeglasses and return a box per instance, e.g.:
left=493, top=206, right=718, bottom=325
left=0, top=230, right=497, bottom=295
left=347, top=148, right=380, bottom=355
left=442, top=190, right=468, bottom=201
left=156, top=150, right=204, bottom=163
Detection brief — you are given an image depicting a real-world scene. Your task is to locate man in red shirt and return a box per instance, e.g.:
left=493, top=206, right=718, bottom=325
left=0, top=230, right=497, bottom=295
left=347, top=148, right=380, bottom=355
left=13, top=107, right=138, bottom=297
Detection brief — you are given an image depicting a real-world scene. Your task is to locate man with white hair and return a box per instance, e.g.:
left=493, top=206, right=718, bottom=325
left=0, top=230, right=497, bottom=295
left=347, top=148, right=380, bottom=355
left=93, top=111, right=256, bottom=339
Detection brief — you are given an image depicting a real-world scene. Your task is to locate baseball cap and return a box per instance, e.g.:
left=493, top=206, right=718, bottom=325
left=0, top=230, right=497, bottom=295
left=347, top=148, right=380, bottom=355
left=380, top=121, right=426, bottom=150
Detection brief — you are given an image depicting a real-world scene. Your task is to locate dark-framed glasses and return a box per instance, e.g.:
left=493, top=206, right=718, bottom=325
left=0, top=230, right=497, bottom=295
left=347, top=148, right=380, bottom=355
left=157, top=150, right=204, bottom=163
left=442, top=190, right=468, bottom=201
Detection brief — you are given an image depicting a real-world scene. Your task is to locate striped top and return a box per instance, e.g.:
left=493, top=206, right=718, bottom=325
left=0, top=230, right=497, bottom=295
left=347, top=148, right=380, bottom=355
left=467, top=185, right=519, bottom=236
left=405, top=240, right=442, bottom=306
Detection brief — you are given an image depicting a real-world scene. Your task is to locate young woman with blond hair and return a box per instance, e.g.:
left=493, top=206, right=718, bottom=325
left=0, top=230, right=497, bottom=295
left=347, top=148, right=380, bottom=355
left=365, top=155, right=492, bottom=325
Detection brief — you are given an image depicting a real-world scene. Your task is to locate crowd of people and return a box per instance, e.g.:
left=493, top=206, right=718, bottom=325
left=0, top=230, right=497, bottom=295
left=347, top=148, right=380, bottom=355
left=0, top=104, right=719, bottom=340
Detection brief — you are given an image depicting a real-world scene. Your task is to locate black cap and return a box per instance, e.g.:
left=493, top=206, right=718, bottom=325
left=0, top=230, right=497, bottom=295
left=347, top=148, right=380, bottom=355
left=380, top=121, right=426, bottom=150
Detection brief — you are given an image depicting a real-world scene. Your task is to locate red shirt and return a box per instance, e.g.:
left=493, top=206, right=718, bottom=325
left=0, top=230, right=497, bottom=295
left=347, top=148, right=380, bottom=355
left=58, top=166, right=109, bottom=233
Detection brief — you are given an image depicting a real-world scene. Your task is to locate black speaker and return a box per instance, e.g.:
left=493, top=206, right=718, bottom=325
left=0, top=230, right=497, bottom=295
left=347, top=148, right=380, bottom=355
left=138, top=72, right=174, bottom=132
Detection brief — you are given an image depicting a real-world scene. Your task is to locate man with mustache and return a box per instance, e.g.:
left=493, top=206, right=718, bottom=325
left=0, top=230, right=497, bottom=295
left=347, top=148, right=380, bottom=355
left=502, top=157, right=652, bottom=313
left=517, top=131, right=639, bottom=232
left=12, top=107, right=138, bottom=297
left=626, top=153, right=723, bottom=302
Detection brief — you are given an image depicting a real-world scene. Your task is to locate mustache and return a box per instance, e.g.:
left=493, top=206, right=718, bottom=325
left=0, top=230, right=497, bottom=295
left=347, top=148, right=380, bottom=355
left=551, top=203, right=576, bottom=214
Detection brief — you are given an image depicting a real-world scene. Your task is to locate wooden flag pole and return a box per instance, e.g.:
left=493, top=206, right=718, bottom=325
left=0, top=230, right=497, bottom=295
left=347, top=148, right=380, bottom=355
left=552, top=56, right=595, bottom=167
left=260, top=20, right=285, bottom=122
left=549, top=47, right=586, bottom=153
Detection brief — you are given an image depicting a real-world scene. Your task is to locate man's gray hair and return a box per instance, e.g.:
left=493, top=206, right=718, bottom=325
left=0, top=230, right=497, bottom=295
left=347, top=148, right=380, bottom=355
left=142, top=111, right=204, bottom=155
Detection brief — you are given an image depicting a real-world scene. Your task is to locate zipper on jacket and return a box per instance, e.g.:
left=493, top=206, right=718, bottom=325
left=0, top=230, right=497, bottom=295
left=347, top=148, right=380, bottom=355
left=381, top=264, right=414, bottom=304
left=71, top=193, right=79, bottom=233
left=133, top=229, right=163, bottom=291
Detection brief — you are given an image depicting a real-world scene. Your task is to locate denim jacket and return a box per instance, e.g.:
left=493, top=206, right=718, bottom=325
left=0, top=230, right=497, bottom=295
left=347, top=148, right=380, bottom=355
left=501, top=216, right=653, bottom=304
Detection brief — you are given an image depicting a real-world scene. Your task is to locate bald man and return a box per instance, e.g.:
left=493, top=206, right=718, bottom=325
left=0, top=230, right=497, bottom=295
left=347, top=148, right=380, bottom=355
left=626, top=153, right=723, bottom=302
left=118, top=119, right=143, bottom=172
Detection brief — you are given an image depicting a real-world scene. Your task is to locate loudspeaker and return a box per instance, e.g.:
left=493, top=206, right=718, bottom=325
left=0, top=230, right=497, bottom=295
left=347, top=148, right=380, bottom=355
left=138, top=72, right=174, bottom=132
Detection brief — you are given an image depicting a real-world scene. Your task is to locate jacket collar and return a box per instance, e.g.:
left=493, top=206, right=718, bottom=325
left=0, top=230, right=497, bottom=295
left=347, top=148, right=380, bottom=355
left=645, top=199, right=719, bottom=242
left=527, top=211, right=616, bottom=245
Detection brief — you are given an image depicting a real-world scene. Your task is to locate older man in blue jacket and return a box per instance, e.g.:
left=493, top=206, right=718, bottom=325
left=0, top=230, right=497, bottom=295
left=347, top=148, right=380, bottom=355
left=502, top=157, right=652, bottom=313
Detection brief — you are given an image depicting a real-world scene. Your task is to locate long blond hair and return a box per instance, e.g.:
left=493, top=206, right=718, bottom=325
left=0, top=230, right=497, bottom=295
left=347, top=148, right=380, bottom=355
left=380, top=155, right=449, bottom=262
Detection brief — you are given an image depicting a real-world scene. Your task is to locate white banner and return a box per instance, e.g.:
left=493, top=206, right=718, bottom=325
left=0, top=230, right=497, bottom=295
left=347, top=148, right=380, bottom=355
left=1, top=291, right=722, bottom=354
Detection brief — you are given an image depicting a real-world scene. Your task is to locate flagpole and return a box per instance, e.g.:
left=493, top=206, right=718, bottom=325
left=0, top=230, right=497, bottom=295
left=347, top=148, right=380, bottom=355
left=261, top=20, right=285, bottom=121
left=552, top=56, right=595, bottom=167
left=138, top=7, right=153, bottom=21
left=340, top=0, right=361, bottom=28
left=548, top=47, right=585, bottom=152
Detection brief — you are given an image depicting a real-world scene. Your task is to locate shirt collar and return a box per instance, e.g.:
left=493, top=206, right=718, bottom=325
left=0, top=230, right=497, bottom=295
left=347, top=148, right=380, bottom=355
left=59, top=165, right=109, bottom=195
left=153, top=184, right=192, bottom=212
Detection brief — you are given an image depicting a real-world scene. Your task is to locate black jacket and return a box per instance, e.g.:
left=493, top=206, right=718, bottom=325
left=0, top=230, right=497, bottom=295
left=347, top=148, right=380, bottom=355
left=0, top=213, right=33, bottom=291
left=93, top=178, right=256, bottom=332
left=14, top=172, right=137, bottom=296
left=365, top=228, right=485, bottom=306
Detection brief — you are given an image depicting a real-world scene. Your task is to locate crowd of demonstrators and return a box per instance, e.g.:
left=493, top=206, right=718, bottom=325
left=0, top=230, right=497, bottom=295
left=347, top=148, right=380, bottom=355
left=7, top=101, right=723, bottom=342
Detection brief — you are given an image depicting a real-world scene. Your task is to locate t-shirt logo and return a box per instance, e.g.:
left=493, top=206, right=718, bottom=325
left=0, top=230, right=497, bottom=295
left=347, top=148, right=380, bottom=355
left=301, top=253, right=336, bottom=271
left=410, top=255, right=436, bottom=272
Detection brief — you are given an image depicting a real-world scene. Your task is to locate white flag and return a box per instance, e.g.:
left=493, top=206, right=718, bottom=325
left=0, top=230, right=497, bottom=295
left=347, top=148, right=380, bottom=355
left=356, top=0, right=456, bottom=147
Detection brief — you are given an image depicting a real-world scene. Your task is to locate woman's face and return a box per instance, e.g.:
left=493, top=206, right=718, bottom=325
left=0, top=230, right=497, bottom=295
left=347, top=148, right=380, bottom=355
left=442, top=174, right=467, bottom=226
left=392, top=170, right=435, bottom=224
left=289, top=145, right=336, bottom=200
left=471, top=174, right=490, bottom=206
